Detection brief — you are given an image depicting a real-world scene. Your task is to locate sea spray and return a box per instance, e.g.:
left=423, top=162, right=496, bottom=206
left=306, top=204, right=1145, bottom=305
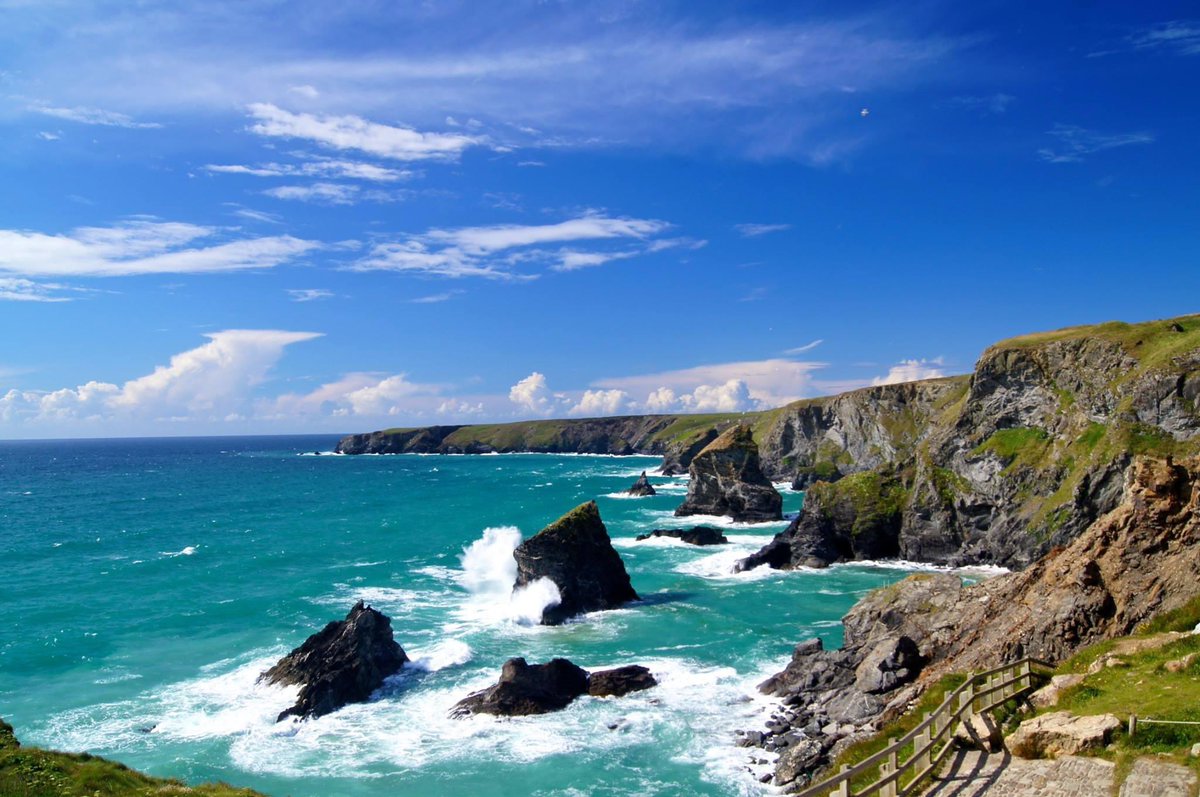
left=457, top=526, right=562, bottom=625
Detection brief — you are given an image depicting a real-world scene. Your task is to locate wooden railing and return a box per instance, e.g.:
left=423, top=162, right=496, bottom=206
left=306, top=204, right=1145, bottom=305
left=793, top=657, right=1053, bottom=797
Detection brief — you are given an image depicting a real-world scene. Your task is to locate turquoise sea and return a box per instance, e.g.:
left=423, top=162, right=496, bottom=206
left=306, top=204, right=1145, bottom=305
left=0, top=436, right=916, bottom=796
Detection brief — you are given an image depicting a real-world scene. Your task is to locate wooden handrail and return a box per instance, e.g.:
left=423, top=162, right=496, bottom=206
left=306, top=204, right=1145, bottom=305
left=791, top=656, right=1053, bottom=797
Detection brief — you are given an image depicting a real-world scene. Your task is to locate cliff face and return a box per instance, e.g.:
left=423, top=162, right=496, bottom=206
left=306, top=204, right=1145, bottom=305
left=339, top=315, right=1200, bottom=567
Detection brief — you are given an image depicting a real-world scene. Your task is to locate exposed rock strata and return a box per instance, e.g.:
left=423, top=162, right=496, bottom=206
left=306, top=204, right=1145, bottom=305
left=635, top=527, right=728, bottom=546
left=450, top=658, right=656, bottom=717
left=261, top=601, right=409, bottom=721
left=675, top=425, right=782, bottom=522
left=752, top=454, right=1200, bottom=789
left=513, top=501, right=638, bottom=625
left=628, top=471, right=656, bottom=496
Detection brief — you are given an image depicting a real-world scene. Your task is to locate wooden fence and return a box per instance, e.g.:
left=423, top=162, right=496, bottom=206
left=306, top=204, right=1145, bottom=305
left=793, top=656, right=1053, bottom=797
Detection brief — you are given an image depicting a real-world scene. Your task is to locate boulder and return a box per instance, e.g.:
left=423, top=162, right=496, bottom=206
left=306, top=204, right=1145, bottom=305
left=513, top=501, right=639, bottom=625
left=0, top=717, right=18, bottom=750
left=588, top=665, right=658, bottom=697
left=627, top=471, right=657, bottom=496
left=1166, top=652, right=1199, bottom=673
left=774, top=737, right=827, bottom=785
left=674, top=425, right=783, bottom=522
left=1006, top=711, right=1121, bottom=758
left=853, top=636, right=924, bottom=694
left=1029, top=673, right=1086, bottom=708
left=261, top=601, right=409, bottom=721
left=635, top=527, right=728, bottom=546
left=451, top=658, right=590, bottom=717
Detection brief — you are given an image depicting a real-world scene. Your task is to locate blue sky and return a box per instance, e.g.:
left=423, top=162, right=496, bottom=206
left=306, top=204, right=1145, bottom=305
left=1, top=1, right=1197, bottom=438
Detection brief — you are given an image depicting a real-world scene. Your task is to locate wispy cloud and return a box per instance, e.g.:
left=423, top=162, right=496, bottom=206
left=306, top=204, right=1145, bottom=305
left=246, top=103, right=482, bottom=161
left=1130, top=20, right=1200, bottom=56
left=29, top=104, right=161, bottom=129
left=350, top=213, right=671, bottom=280
left=409, top=290, right=462, bottom=304
left=205, top=158, right=412, bottom=182
left=230, top=208, right=283, bottom=224
left=0, top=220, right=317, bottom=277
left=1037, top=124, right=1154, bottom=163
left=783, top=339, right=824, bottom=355
left=286, top=288, right=334, bottom=302
left=0, top=277, right=78, bottom=302
left=949, top=93, right=1014, bottom=115
left=734, top=223, right=791, bottom=237
left=263, top=183, right=361, bottom=205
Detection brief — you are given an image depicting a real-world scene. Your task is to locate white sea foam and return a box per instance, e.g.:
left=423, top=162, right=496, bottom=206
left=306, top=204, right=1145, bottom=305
left=160, top=545, right=197, bottom=557
left=639, top=509, right=790, bottom=532
left=455, top=527, right=561, bottom=626
left=405, top=639, right=473, bottom=672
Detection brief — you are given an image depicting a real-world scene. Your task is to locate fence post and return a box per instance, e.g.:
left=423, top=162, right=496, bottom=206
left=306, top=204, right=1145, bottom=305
left=960, top=681, right=976, bottom=719
left=917, top=714, right=931, bottom=771
left=882, top=738, right=898, bottom=797
left=837, top=764, right=850, bottom=797
left=1128, top=715, right=1137, bottom=737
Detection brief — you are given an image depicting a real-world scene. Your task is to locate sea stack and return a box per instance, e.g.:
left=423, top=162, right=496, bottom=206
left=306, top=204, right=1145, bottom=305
left=450, top=658, right=658, bottom=717
left=627, top=471, right=656, bottom=496
left=260, top=601, right=409, bottom=721
left=674, top=425, right=783, bottom=522
left=513, top=501, right=639, bottom=624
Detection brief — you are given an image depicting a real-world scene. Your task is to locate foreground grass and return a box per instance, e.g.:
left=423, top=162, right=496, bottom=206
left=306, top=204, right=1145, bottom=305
left=0, top=719, right=267, bottom=797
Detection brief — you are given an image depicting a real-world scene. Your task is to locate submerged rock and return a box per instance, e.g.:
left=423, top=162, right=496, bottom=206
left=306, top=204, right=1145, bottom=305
left=513, top=501, right=639, bottom=625
left=260, top=601, right=409, bottom=721
left=635, top=527, right=728, bottom=546
left=450, top=658, right=657, bottom=717
left=674, top=425, right=782, bottom=522
left=627, top=471, right=657, bottom=496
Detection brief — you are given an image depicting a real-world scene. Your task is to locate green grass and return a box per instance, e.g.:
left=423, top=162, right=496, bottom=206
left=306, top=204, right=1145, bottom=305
left=0, top=719, right=265, bottom=797
left=809, top=470, right=907, bottom=536
left=1137, top=594, right=1200, bottom=635
left=971, top=427, right=1050, bottom=465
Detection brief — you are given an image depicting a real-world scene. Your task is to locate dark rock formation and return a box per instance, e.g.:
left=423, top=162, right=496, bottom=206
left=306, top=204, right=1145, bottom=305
left=450, top=658, right=657, bottom=717
left=736, top=470, right=904, bottom=571
left=260, top=601, right=409, bottom=721
left=587, top=665, right=658, bottom=697
left=451, top=658, right=590, bottom=717
left=627, top=471, right=657, bottom=496
left=752, top=455, right=1200, bottom=789
left=675, top=425, right=783, bottom=522
left=513, top=501, right=639, bottom=624
left=791, top=462, right=843, bottom=490
left=661, top=428, right=720, bottom=476
left=636, top=527, right=728, bottom=546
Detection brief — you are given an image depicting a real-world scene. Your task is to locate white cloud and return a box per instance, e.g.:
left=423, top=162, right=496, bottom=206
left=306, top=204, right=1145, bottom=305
left=438, top=399, right=484, bottom=416
left=409, top=290, right=462, bottom=303
left=950, top=93, right=1014, bottom=115
left=2, top=330, right=320, bottom=425
left=644, top=387, right=678, bottom=413
left=0, top=277, right=77, bottom=302
left=1126, top=21, right=1200, bottom=57
left=734, top=223, right=791, bottom=237
left=30, top=104, right=161, bottom=128
left=263, top=182, right=361, bottom=205
left=351, top=213, right=671, bottom=280
left=1038, top=124, right=1154, bottom=163
left=247, top=103, right=482, bottom=161
left=206, top=159, right=412, bottom=182
left=286, top=288, right=334, bottom=302
left=37, top=131, right=61, bottom=141
left=783, top=339, right=824, bottom=355
left=509, top=372, right=554, bottom=415
left=595, top=358, right=825, bottom=409
left=872, top=358, right=946, bottom=386
left=289, top=84, right=320, bottom=98
left=568, top=389, right=630, bottom=416
left=0, top=220, right=317, bottom=277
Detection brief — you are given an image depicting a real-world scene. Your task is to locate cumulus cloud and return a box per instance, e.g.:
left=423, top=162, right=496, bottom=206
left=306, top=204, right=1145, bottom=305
left=568, top=388, right=630, bottom=416
left=351, top=213, right=671, bottom=279
left=0, top=220, right=317, bottom=277
left=509, top=372, right=554, bottom=415
left=2, top=330, right=320, bottom=425
left=872, top=358, right=946, bottom=386
left=1038, top=124, right=1154, bottom=163
left=247, top=103, right=482, bottom=161
left=595, top=358, right=825, bottom=409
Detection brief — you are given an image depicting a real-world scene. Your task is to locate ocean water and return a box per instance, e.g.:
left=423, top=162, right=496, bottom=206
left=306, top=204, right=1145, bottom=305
left=0, top=436, right=917, bottom=796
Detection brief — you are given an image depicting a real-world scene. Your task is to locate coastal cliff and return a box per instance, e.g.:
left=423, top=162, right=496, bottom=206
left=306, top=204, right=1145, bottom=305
left=340, top=314, right=1200, bottom=567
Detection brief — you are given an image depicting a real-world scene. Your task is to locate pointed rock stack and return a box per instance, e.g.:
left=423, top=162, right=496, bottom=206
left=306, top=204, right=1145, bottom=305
left=675, top=425, right=782, bottom=522
left=260, top=601, right=409, bottom=721
left=513, top=501, right=639, bottom=625
left=627, top=471, right=657, bottom=496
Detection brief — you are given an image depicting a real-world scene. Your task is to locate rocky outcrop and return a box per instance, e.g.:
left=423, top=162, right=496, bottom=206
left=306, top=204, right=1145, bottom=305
left=513, top=501, right=638, bottom=624
left=450, top=658, right=656, bottom=717
left=627, top=471, right=656, bottom=496
left=1007, top=711, right=1121, bottom=758
left=753, top=454, right=1200, bottom=788
left=451, top=658, right=590, bottom=717
left=635, top=527, right=728, bottom=546
left=675, top=426, right=782, bottom=522
left=260, top=601, right=409, bottom=721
